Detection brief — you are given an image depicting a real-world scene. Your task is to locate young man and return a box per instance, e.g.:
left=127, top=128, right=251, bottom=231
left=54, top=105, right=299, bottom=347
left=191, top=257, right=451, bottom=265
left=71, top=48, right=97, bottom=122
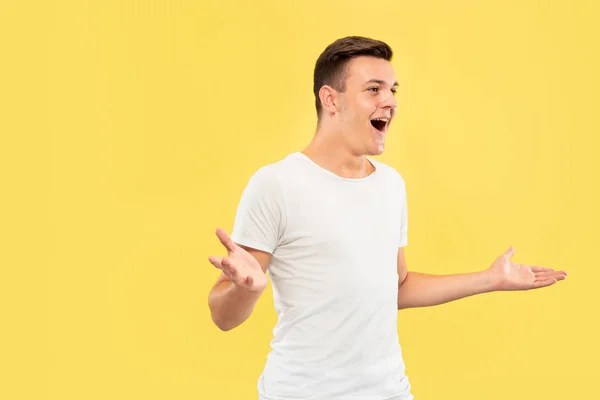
left=207, top=36, right=567, bottom=400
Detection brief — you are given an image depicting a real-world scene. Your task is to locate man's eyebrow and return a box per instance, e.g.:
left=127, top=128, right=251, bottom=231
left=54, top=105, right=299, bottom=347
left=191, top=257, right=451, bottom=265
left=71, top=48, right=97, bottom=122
left=365, top=79, right=399, bottom=87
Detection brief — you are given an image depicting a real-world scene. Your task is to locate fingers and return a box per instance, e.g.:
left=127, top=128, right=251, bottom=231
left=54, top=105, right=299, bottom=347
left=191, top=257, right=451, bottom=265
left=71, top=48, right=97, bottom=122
left=208, top=232, right=259, bottom=290
left=531, top=266, right=553, bottom=273
left=215, top=227, right=237, bottom=253
left=535, top=270, right=567, bottom=279
left=208, top=255, right=235, bottom=277
left=218, top=256, right=235, bottom=278
left=208, top=256, right=238, bottom=280
left=533, top=278, right=557, bottom=288
left=208, top=256, right=223, bottom=269
left=213, top=257, right=248, bottom=286
left=532, top=269, right=567, bottom=289
left=533, top=268, right=567, bottom=285
left=531, top=265, right=567, bottom=274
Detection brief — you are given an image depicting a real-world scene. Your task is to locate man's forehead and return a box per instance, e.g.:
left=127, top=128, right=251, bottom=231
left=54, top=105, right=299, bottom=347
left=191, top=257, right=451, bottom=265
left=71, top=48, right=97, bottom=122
left=345, top=57, right=396, bottom=85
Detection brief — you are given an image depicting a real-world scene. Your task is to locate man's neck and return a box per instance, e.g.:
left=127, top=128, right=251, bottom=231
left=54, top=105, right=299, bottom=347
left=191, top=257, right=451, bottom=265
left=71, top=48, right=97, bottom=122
left=301, top=129, right=374, bottom=179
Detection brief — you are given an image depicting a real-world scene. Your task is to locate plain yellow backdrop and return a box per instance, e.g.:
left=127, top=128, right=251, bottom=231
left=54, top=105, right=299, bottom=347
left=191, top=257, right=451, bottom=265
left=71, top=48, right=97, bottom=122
left=1, top=1, right=599, bottom=399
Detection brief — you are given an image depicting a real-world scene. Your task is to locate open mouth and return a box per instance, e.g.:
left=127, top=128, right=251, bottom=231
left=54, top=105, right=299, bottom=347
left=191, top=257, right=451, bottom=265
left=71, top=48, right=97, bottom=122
left=370, top=118, right=388, bottom=132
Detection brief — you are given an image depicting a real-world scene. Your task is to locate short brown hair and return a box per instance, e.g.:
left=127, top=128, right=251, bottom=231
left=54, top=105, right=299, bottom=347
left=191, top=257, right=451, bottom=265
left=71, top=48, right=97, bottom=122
left=313, top=36, right=393, bottom=118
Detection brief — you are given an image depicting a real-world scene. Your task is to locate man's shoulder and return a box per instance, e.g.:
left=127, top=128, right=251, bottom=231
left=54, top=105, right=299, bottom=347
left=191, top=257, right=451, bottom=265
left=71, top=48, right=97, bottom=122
left=245, top=153, right=299, bottom=186
left=370, top=158, right=406, bottom=184
left=253, top=152, right=296, bottom=173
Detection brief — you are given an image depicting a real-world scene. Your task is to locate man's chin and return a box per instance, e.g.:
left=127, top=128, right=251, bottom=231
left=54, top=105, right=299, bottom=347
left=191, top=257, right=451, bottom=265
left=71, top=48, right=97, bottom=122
left=368, top=143, right=386, bottom=156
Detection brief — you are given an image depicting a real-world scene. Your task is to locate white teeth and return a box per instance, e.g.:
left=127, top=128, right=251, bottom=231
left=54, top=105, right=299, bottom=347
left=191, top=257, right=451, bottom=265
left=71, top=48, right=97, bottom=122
left=372, top=118, right=389, bottom=122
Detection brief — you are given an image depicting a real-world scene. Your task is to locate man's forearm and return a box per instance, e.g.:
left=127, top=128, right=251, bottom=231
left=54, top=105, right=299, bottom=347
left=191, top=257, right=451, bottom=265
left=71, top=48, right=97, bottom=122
left=397, top=270, right=498, bottom=310
left=208, top=281, right=263, bottom=331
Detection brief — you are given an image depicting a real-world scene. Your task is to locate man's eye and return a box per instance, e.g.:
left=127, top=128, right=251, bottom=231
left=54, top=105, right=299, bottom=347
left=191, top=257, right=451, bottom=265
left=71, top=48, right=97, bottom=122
left=391, top=89, right=397, bottom=96
left=368, top=87, right=379, bottom=92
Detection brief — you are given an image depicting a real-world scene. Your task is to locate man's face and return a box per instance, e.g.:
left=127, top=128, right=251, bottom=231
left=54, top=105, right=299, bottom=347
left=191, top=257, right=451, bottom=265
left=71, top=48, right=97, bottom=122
left=337, top=56, right=398, bottom=156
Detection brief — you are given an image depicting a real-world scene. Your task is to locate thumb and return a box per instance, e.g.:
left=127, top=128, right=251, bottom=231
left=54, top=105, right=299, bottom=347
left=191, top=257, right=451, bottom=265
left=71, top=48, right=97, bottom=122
left=504, top=245, right=515, bottom=258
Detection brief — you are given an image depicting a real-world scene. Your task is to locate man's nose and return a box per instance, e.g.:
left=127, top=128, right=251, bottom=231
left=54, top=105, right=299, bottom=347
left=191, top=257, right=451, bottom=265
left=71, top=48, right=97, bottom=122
left=381, top=91, right=398, bottom=110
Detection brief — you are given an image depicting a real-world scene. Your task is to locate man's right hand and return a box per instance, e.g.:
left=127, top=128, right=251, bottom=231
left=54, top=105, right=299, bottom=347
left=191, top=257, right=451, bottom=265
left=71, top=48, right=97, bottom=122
left=208, top=228, right=268, bottom=293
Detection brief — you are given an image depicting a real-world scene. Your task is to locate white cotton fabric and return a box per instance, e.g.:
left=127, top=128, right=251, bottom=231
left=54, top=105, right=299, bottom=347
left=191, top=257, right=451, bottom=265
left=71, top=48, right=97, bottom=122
left=231, top=152, right=413, bottom=400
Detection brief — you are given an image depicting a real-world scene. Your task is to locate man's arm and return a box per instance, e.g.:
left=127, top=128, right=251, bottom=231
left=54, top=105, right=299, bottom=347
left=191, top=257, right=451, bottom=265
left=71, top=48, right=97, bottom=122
left=396, top=248, right=495, bottom=309
left=396, top=247, right=567, bottom=310
left=208, top=229, right=272, bottom=331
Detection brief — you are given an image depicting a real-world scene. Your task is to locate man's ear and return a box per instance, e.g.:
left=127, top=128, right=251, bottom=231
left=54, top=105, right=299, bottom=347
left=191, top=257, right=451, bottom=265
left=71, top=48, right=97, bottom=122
left=318, top=85, right=339, bottom=115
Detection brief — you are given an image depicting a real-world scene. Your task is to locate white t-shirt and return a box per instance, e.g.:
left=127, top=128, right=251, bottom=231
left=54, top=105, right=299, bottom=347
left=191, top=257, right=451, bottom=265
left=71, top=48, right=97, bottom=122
left=231, top=152, right=413, bottom=400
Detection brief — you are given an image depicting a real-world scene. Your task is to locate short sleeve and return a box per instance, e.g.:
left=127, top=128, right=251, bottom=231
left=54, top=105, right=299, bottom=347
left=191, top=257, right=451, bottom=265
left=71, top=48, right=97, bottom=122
left=230, top=166, right=286, bottom=254
left=398, top=175, right=408, bottom=248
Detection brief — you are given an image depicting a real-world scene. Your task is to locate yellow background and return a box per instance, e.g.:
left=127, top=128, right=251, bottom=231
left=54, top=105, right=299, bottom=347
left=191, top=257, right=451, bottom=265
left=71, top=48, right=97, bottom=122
left=2, top=1, right=598, bottom=399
